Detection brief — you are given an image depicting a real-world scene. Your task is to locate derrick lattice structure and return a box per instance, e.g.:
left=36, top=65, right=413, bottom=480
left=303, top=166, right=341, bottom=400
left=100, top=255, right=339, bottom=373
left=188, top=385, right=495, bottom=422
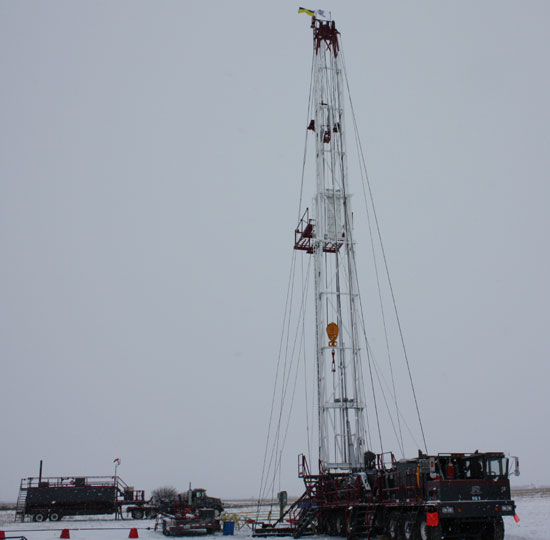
left=296, top=18, right=367, bottom=473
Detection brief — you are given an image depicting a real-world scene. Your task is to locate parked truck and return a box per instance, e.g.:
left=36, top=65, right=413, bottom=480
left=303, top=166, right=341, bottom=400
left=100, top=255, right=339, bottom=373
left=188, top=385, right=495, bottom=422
left=154, top=487, right=223, bottom=516
left=173, top=487, right=224, bottom=515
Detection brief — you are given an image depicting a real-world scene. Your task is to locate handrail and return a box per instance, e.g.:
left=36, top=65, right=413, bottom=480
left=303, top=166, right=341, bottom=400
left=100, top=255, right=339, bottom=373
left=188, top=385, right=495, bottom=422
left=298, top=454, right=311, bottom=478
left=376, top=469, right=420, bottom=503
left=19, top=476, right=145, bottom=501
left=21, top=476, right=119, bottom=488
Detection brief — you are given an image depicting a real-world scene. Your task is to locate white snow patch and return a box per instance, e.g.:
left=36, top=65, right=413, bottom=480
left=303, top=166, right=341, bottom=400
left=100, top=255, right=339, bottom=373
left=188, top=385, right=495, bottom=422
left=0, top=493, right=547, bottom=540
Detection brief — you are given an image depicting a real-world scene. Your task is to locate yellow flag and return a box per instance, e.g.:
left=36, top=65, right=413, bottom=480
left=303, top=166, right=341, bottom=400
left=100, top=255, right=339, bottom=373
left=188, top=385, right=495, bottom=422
left=298, top=7, right=315, bottom=17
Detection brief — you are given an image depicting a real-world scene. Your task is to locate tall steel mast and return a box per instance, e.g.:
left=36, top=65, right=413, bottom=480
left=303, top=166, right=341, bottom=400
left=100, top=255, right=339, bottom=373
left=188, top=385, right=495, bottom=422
left=295, top=17, right=367, bottom=472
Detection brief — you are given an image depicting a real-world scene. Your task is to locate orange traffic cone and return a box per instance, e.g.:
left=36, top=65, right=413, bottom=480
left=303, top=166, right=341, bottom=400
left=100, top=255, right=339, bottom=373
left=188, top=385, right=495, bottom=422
left=129, top=528, right=139, bottom=538
left=60, top=529, right=70, bottom=539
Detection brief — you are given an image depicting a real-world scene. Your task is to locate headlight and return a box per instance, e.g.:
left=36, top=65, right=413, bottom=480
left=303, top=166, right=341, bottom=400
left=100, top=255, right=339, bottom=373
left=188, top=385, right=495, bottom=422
left=441, top=506, right=454, bottom=514
left=501, top=505, right=513, bottom=512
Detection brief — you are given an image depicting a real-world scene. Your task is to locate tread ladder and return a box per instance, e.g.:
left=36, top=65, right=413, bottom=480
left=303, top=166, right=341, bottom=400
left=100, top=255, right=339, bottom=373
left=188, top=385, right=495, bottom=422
left=14, top=487, right=27, bottom=522
left=292, top=506, right=318, bottom=538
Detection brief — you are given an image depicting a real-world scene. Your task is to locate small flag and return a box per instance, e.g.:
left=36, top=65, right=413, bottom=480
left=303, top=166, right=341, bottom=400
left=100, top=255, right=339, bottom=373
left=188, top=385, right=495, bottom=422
left=298, top=7, right=315, bottom=17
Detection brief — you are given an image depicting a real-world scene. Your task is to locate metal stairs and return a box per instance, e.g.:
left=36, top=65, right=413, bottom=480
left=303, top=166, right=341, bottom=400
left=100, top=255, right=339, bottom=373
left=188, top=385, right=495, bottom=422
left=253, top=483, right=319, bottom=538
left=346, top=502, right=378, bottom=540
left=14, top=487, right=27, bottom=522
left=292, top=506, right=317, bottom=538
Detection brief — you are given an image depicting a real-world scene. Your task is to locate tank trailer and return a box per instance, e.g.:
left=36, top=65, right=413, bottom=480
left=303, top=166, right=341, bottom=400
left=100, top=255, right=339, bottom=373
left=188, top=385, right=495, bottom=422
left=15, top=475, right=150, bottom=522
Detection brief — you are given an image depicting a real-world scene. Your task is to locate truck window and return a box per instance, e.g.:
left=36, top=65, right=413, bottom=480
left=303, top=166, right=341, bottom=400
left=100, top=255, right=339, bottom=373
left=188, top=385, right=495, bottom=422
left=461, top=458, right=483, bottom=479
left=487, top=457, right=504, bottom=478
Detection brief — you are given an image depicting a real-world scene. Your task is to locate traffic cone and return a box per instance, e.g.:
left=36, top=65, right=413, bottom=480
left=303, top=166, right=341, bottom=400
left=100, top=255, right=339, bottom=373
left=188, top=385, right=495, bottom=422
left=60, top=529, right=70, bottom=539
left=129, top=528, right=139, bottom=538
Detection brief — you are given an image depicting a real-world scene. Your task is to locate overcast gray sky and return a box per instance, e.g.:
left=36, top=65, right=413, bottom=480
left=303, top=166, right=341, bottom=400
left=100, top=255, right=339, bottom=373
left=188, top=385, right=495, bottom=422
left=1, top=1, right=549, bottom=502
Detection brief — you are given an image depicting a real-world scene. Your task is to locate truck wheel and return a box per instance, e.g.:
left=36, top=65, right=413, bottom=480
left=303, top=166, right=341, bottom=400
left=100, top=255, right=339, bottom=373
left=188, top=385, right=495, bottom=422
left=402, top=516, right=417, bottom=540
left=418, top=518, right=442, bottom=540
left=33, top=512, right=47, bottom=522
left=335, top=513, right=345, bottom=536
left=326, top=515, right=337, bottom=536
left=480, top=517, right=504, bottom=540
left=49, top=512, right=62, bottom=522
left=387, top=515, right=399, bottom=540
left=131, top=509, right=144, bottom=520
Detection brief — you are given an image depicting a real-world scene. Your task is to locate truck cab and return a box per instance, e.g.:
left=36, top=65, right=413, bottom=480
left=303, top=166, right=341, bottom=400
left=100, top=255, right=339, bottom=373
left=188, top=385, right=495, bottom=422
left=419, top=452, right=517, bottom=539
left=177, top=488, right=224, bottom=514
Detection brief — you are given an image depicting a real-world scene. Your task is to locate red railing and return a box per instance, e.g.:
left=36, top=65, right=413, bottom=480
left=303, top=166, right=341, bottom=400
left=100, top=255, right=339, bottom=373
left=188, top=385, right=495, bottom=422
left=294, top=209, right=315, bottom=253
left=20, top=476, right=146, bottom=502
left=298, top=454, right=311, bottom=478
left=377, top=468, right=420, bottom=504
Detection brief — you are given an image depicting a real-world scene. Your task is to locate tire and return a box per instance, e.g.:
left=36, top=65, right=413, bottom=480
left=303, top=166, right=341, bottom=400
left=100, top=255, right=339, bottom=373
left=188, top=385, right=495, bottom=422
left=480, top=517, right=504, bottom=540
left=347, top=508, right=365, bottom=539
left=387, top=515, right=400, bottom=540
left=402, top=516, right=417, bottom=540
left=131, top=509, right=144, bottom=520
left=418, top=518, right=442, bottom=540
left=335, top=513, right=345, bottom=536
left=326, top=514, right=337, bottom=536
left=494, top=517, right=505, bottom=540
left=317, top=514, right=328, bottom=535
left=49, top=512, right=62, bottom=522
left=33, top=512, right=47, bottom=522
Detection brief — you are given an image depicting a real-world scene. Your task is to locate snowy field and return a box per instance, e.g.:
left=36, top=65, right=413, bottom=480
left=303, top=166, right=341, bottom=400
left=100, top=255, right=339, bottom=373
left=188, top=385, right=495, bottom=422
left=0, top=493, right=547, bottom=540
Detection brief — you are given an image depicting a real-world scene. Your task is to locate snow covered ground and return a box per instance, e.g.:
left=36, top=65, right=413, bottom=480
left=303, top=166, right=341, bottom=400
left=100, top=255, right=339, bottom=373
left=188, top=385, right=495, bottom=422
left=0, top=492, right=547, bottom=540
left=504, top=491, right=549, bottom=540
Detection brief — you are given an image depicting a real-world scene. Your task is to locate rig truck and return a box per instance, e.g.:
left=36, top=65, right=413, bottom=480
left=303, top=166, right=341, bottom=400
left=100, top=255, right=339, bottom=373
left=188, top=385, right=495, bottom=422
left=255, top=451, right=520, bottom=540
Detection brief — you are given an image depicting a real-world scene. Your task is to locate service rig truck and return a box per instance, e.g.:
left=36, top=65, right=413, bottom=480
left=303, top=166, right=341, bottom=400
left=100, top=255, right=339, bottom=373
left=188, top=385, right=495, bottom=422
left=255, top=451, right=519, bottom=540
